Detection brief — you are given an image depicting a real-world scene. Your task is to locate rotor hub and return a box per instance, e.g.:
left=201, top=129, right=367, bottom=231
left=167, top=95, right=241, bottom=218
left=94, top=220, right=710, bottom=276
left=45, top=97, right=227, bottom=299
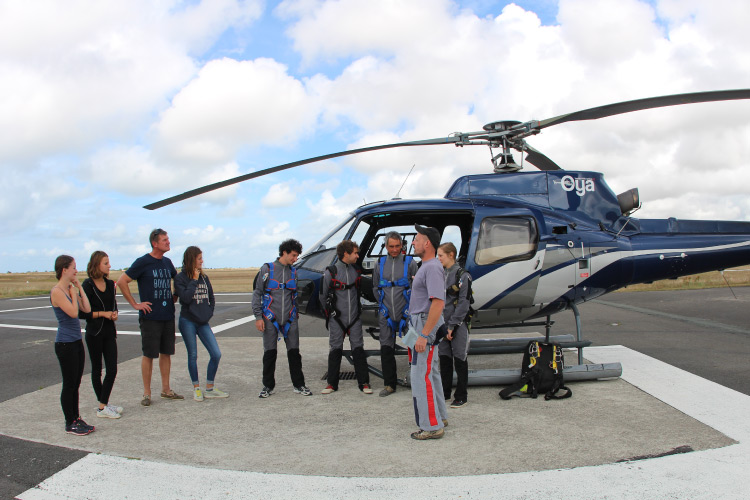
left=483, top=120, right=522, bottom=132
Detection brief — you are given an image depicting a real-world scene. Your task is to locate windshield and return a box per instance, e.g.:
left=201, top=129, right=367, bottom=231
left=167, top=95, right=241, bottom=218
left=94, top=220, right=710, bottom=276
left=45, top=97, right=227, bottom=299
left=303, top=213, right=355, bottom=256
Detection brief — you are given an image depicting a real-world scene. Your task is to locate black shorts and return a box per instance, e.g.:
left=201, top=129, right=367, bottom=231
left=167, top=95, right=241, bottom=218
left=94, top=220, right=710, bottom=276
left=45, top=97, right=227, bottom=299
left=139, top=318, right=176, bottom=358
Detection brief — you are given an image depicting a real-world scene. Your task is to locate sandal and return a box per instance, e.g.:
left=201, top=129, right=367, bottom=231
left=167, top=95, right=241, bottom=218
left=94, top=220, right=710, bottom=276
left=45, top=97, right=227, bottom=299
left=141, top=395, right=151, bottom=407
left=160, top=390, right=184, bottom=400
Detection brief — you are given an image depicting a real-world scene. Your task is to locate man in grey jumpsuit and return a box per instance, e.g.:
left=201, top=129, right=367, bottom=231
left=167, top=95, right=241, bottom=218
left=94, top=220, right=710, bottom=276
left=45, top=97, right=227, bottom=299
left=319, top=240, right=372, bottom=394
left=372, top=231, right=418, bottom=397
left=437, top=242, right=471, bottom=408
left=252, top=239, right=312, bottom=398
left=409, top=225, right=449, bottom=440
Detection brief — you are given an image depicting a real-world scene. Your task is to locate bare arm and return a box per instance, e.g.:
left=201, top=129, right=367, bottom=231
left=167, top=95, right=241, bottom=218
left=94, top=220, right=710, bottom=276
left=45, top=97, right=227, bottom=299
left=116, top=273, right=152, bottom=314
left=415, top=298, right=445, bottom=353
left=72, top=276, right=91, bottom=314
left=51, top=286, right=79, bottom=318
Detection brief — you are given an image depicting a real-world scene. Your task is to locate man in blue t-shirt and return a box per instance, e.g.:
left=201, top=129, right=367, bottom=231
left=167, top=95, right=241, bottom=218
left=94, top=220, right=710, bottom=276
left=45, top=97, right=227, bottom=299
left=117, top=228, right=183, bottom=406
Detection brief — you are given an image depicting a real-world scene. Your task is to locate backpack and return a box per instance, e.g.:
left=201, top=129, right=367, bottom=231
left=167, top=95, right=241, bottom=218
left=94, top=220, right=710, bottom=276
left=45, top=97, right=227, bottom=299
left=499, top=341, right=572, bottom=400
left=446, top=267, right=475, bottom=328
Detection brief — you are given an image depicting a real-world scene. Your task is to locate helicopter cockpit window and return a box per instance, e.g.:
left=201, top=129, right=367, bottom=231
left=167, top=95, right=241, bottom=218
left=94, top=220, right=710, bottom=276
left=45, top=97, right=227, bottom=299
left=306, top=214, right=355, bottom=254
left=350, top=220, right=371, bottom=254
left=475, top=217, right=538, bottom=265
left=365, top=225, right=416, bottom=270
left=297, top=214, right=355, bottom=272
left=297, top=248, right=337, bottom=273
left=369, top=226, right=414, bottom=253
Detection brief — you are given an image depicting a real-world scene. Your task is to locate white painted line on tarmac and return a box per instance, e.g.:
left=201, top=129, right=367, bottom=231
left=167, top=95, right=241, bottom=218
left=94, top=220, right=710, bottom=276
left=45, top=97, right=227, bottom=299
left=16, top=345, right=750, bottom=500
left=0, top=323, right=144, bottom=336
left=585, top=345, right=750, bottom=442
left=0, top=315, right=256, bottom=336
left=0, top=305, right=52, bottom=313
left=213, top=316, right=256, bottom=333
left=0, top=323, right=58, bottom=332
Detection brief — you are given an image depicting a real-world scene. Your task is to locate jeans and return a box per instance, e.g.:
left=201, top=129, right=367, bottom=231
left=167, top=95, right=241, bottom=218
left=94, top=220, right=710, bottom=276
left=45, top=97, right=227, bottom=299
left=86, top=330, right=118, bottom=405
left=178, top=316, right=221, bottom=385
left=55, top=340, right=85, bottom=426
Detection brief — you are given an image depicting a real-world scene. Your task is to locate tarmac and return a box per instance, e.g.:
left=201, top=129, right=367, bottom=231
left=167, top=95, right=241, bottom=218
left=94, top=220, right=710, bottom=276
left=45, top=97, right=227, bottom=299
left=4, top=331, right=750, bottom=498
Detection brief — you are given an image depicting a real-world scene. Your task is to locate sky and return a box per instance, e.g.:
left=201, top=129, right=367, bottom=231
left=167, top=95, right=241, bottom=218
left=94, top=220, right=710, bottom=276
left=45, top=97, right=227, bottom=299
left=2, top=0, right=750, bottom=273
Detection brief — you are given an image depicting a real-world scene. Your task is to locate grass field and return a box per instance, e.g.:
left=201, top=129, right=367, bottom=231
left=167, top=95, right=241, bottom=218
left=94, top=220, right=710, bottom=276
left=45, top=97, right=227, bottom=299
left=0, top=268, right=260, bottom=299
left=1, top=266, right=748, bottom=299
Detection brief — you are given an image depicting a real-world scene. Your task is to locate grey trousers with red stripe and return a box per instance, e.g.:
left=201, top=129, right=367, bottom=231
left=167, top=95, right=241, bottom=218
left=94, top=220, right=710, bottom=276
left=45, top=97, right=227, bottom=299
left=409, top=315, right=448, bottom=431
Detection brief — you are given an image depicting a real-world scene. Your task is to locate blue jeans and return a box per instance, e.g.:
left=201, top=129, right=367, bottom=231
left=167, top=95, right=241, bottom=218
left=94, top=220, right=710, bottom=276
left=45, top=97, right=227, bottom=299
left=178, top=316, right=221, bottom=385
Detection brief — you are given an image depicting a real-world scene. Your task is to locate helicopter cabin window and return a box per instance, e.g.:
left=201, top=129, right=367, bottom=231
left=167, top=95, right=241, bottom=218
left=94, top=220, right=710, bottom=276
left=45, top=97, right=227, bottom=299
left=297, top=214, right=358, bottom=272
left=365, top=225, right=415, bottom=269
left=349, top=220, right=371, bottom=256
left=475, top=217, right=538, bottom=265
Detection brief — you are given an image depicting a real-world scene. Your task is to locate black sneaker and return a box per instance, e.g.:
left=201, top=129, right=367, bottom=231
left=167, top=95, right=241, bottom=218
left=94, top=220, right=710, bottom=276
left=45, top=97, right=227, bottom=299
left=258, top=387, right=275, bottom=398
left=450, top=399, right=467, bottom=408
left=65, top=418, right=94, bottom=436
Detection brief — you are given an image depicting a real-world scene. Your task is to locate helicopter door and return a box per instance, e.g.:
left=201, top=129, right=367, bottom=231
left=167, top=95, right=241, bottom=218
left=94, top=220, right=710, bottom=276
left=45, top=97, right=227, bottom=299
left=574, top=240, right=590, bottom=291
left=470, top=213, right=543, bottom=311
left=550, top=234, right=588, bottom=301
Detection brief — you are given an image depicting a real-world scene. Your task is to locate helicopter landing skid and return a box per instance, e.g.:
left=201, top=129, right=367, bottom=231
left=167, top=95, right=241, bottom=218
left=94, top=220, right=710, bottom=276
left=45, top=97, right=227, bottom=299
left=346, top=303, right=622, bottom=387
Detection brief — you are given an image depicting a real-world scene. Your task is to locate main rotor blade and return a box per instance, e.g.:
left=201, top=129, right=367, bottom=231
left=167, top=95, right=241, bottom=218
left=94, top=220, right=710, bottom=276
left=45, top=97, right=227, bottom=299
left=536, top=89, right=750, bottom=130
left=144, top=136, right=460, bottom=209
left=519, top=143, right=562, bottom=171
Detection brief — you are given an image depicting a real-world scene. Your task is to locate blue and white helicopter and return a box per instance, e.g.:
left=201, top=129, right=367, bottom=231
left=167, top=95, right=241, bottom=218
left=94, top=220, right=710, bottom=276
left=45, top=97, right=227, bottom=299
left=147, top=89, right=750, bottom=385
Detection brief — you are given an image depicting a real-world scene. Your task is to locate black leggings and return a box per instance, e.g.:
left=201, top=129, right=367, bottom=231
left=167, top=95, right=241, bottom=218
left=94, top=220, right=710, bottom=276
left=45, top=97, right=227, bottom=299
left=55, top=340, right=85, bottom=426
left=85, top=330, right=118, bottom=405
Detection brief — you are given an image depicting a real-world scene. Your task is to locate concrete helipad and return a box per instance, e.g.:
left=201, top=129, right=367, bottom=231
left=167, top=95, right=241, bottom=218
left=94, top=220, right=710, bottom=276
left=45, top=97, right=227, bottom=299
left=4, top=330, right=750, bottom=498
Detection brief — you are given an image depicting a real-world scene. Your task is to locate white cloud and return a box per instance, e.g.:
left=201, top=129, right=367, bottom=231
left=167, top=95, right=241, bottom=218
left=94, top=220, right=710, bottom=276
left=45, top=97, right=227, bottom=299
left=262, top=182, right=297, bottom=208
left=4, top=0, right=750, bottom=273
left=558, top=0, right=661, bottom=65
left=0, top=0, right=235, bottom=164
left=306, top=190, right=357, bottom=223
left=152, top=57, right=320, bottom=166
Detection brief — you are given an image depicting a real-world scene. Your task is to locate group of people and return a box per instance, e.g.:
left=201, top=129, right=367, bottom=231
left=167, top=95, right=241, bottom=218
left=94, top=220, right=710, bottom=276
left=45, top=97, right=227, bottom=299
left=51, top=225, right=471, bottom=440
left=51, top=229, right=228, bottom=436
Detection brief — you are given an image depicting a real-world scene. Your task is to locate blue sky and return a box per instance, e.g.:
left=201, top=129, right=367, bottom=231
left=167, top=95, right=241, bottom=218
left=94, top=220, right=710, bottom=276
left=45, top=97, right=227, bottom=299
left=2, top=0, right=750, bottom=273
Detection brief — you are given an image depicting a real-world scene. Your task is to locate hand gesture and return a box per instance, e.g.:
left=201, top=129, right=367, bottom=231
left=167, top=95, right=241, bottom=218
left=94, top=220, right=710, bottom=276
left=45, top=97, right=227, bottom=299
left=446, top=329, right=454, bottom=341
left=135, top=301, right=152, bottom=314
left=255, top=318, right=265, bottom=332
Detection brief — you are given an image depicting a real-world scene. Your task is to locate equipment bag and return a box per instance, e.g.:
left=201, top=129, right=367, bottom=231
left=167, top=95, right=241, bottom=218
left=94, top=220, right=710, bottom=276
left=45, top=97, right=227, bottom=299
left=499, top=340, right=572, bottom=401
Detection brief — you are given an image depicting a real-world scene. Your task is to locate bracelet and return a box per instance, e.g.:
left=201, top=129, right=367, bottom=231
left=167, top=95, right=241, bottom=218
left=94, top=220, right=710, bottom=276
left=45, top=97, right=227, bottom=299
left=418, top=333, right=429, bottom=339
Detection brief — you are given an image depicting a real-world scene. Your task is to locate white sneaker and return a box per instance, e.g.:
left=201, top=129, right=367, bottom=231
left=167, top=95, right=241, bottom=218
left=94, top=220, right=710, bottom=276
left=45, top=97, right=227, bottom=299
left=106, top=404, right=123, bottom=414
left=96, top=405, right=121, bottom=419
left=194, top=387, right=204, bottom=402
left=204, top=388, right=229, bottom=398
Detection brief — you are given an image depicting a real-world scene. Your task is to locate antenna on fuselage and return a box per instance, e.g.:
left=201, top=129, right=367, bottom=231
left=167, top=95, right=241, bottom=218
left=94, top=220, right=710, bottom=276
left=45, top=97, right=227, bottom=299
left=394, top=164, right=415, bottom=200
left=720, top=270, right=739, bottom=299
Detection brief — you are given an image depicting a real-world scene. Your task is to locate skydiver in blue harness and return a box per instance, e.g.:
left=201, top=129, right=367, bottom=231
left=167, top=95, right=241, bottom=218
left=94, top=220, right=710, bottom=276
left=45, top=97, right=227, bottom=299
left=252, top=239, right=311, bottom=398
left=371, top=231, right=418, bottom=397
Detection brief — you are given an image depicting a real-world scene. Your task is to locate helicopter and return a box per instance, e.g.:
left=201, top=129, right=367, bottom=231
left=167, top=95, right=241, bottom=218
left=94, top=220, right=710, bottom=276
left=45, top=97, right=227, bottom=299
left=146, top=89, right=750, bottom=386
